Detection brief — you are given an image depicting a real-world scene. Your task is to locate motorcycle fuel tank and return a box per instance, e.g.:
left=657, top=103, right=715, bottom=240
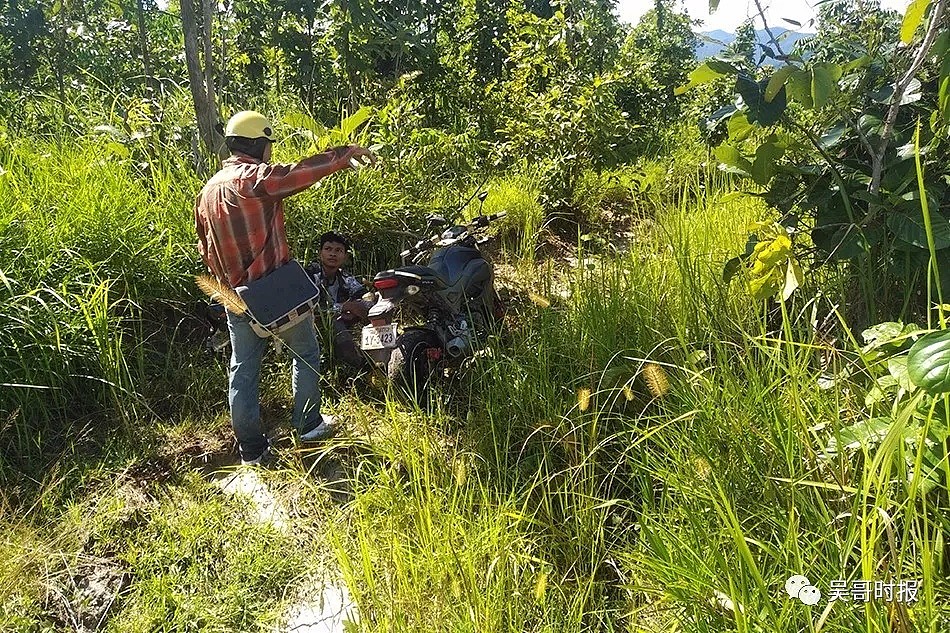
left=428, top=246, right=491, bottom=311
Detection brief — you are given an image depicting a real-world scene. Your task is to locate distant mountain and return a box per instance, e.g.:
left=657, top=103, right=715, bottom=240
left=695, top=28, right=813, bottom=61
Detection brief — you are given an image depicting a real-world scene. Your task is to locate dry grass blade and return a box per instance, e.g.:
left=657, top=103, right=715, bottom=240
left=195, top=274, right=247, bottom=315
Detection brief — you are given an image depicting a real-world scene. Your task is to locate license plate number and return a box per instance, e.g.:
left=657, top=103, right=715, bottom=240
left=361, top=323, right=398, bottom=350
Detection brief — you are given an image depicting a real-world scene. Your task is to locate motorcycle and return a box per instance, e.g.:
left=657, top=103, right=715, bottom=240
left=360, top=192, right=505, bottom=400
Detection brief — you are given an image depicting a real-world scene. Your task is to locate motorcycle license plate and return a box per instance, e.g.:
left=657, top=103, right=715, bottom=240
left=361, top=323, right=398, bottom=350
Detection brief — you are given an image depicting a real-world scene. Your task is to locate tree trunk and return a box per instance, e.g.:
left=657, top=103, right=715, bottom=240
left=219, top=20, right=226, bottom=104
left=134, top=0, right=153, bottom=87
left=869, top=0, right=947, bottom=199
left=52, top=5, right=67, bottom=122
left=338, top=0, right=358, bottom=113
left=181, top=0, right=225, bottom=165
left=201, top=0, right=218, bottom=118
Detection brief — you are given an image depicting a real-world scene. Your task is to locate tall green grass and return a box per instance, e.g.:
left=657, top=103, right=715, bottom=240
left=3, top=119, right=948, bottom=632
left=322, top=167, right=948, bottom=632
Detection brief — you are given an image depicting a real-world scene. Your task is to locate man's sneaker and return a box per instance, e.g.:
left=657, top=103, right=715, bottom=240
left=241, top=445, right=275, bottom=467
left=300, top=414, right=337, bottom=442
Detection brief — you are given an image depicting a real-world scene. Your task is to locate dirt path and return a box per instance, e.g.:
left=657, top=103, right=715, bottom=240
left=217, top=467, right=359, bottom=632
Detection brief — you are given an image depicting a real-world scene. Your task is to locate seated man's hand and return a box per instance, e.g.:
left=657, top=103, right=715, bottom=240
left=339, top=300, right=368, bottom=323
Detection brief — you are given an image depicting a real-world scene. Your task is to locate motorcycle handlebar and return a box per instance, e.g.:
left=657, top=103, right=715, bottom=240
left=470, top=211, right=506, bottom=228
left=400, top=235, right=438, bottom=258
left=398, top=211, right=504, bottom=259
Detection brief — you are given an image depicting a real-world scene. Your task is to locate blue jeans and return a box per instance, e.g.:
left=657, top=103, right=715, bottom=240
left=226, top=311, right=323, bottom=460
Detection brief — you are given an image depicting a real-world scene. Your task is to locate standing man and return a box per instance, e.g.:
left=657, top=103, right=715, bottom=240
left=306, top=231, right=373, bottom=370
left=195, top=110, right=375, bottom=465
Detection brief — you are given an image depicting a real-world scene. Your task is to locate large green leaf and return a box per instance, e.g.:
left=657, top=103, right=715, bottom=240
left=736, top=74, right=786, bottom=126
left=751, top=142, right=784, bottom=185
left=811, top=65, right=837, bottom=108
left=908, top=329, right=950, bottom=393
left=842, top=56, right=873, bottom=74
left=858, top=114, right=883, bottom=136
left=940, top=52, right=950, bottom=121
left=284, top=111, right=326, bottom=137
left=811, top=198, right=879, bottom=259
left=888, top=356, right=916, bottom=391
left=714, top=144, right=753, bottom=176
left=824, top=417, right=895, bottom=456
left=340, top=106, right=373, bottom=139
left=872, top=78, right=922, bottom=105
left=818, top=124, right=846, bottom=149
left=765, top=66, right=796, bottom=102
left=886, top=210, right=950, bottom=249
left=825, top=63, right=843, bottom=82
left=736, top=74, right=759, bottom=105
left=900, top=0, right=931, bottom=44
left=862, top=322, right=906, bottom=347
left=727, top=113, right=754, bottom=142
left=675, top=62, right=728, bottom=95
left=707, top=58, right=741, bottom=75
left=722, top=256, right=742, bottom=283
left=813, top=224, right=880, bottom=259
left=785, top=69, right=813, bottom=108
left=861, top=322, right=921, bottom=358
left=934, top=30, right=950, bottom=58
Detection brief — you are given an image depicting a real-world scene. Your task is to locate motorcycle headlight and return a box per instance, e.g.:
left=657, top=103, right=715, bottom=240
left=406, top=285, right=420, bottom=295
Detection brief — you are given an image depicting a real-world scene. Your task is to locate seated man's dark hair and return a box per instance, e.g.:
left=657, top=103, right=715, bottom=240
left=225, top=136, right=270, bottom=160
left=320, top=231, right=350, bottom=251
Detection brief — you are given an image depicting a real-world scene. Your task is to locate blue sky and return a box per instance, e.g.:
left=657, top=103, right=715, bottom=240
left=615, top=0, right=911, bottom=32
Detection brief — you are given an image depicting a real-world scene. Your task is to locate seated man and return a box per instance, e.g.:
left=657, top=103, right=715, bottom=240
left=306, top=232, right=373, bottom=370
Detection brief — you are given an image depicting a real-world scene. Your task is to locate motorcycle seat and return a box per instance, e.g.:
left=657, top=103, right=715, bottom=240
left=393, top=265, right=449, bottom=289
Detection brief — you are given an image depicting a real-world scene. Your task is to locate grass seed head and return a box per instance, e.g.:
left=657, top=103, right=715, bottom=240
left=642, top=363, right=669, bottom=398
left=559, top=429, right=582, bottom=468
left=195, top=274, right=247, bottom=315
left=693, top=456, right=712, bottom=480
left=534, top=570, right=548, bottom=604
left=622, top=384, right=635, bottom=401
left=453, top=457, right=468, bottom=487
left=577, top=387, right=591, bottom=412
left=528, top=292, right=551, bottom=308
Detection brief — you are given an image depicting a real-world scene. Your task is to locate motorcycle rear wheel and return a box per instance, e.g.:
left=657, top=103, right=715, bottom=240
left=388, top=328, right=440, bottom=404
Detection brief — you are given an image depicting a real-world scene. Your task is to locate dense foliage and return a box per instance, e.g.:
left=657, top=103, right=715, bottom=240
left=0, top=0, right=698, bottom=168
left=5, top=1, right=950, bottom=632
left=683, top=0, right=950, bottom=320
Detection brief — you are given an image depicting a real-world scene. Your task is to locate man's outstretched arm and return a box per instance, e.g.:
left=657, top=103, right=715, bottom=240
left=254, top=145, right=376, bottom=199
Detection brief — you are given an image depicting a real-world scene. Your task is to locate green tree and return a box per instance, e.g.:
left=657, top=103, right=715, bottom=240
left=614, top=0, right=696, bottom=139
left=684, top=0, right=950, bottom=318
left=0, top=0, right=48, bottom=95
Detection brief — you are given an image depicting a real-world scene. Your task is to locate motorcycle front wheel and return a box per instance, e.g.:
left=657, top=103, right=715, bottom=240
left=388, top=328, right=440, bottom=404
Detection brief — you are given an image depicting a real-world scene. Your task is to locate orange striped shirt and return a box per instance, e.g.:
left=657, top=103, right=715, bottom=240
left=195, top=147, right=354, bottom=287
